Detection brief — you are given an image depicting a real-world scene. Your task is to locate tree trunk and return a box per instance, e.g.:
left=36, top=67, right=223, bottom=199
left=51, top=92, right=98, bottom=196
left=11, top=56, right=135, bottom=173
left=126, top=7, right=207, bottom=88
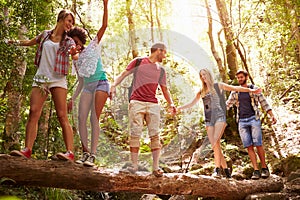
left=285, top=0, right=300, bottom=64
left=3, top=24, right=27, bottom=151
left=150, top=0, right=154, bottom=42
left=126, top=0, right=138, bottom=58
left=215, top=0, right=238, bottom=80
left=0, top=154, right=284, bottom=200
left=155, top=0, right=163, bottom=41
left=205, top=0, right=227, bottom=83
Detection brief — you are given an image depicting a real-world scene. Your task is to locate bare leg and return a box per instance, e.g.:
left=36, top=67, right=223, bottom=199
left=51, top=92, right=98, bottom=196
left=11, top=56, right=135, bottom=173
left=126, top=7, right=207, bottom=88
left=90, top=90, right=108, bottom=154
left=78, top=91, right=93, bottom=153
left=50, top=87, right=73, bottom=151
left=256, top=145, right=267, bottom=168
left=207, top=122, right=227, bottom=168
left=247, top=145, right=259, bottom=170
left=25, top=87, right=48, bottom=150
left=130, top=147, right=139, bottom=170
left=152, top=149, right=160, bottom=171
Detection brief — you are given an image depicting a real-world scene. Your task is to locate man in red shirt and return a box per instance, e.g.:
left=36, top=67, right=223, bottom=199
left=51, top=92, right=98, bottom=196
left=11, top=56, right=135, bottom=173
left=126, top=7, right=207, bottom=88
left=110, top=43, right=176, bottom=177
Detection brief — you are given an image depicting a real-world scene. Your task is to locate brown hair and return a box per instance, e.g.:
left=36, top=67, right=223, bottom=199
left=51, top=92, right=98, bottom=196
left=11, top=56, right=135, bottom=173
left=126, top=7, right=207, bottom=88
left=56, top=10, right=75, bottom=46
left=68, top=26, right=87, bottom=46
left=236, top=70, right=248, bottom=77
left=150, top=42, right=166, bottom=53
left=57, top=9, right=75, bottom=25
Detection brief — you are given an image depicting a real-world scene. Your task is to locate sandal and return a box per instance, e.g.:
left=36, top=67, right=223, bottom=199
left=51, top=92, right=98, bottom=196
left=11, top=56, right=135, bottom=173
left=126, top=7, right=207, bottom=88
left=119, top=166, right=137, bottom=174
left=152, top=168, right=164, bottom=177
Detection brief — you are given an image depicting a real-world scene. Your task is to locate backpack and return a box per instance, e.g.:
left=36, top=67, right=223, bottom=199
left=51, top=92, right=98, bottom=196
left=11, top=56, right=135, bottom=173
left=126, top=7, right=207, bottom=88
left=214, top=83, right=226, bottom=114
left=128, top=58, right=142, bottom=100
left=128, top=58, right=165, bottom=101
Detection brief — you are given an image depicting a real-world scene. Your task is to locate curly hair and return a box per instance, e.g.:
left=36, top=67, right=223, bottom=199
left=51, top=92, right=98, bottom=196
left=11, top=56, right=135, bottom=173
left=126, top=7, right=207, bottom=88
left=68, top=26, right=87, bottom=45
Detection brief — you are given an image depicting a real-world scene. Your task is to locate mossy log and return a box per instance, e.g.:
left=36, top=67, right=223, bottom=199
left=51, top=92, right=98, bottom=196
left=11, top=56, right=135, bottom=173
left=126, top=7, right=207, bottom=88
left=0, top=154, right=283, bottom=200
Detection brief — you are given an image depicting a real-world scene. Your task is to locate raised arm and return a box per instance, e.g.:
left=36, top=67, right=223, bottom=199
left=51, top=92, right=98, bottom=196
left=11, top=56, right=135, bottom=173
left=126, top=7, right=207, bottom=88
left=96, top=0, right=108, bottom=43
left=178, top=91, right=201, bottom=110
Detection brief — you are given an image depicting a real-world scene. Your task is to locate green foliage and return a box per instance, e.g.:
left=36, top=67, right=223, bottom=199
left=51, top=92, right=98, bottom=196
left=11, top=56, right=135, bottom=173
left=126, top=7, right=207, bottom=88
left=0, top=185, right=80, bottom=200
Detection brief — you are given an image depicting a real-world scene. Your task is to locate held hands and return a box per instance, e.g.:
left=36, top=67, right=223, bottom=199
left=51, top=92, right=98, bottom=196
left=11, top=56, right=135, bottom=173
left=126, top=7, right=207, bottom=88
left=69, top=46, right=79, bottom=56
left=168, top=104, right=177, bottom=116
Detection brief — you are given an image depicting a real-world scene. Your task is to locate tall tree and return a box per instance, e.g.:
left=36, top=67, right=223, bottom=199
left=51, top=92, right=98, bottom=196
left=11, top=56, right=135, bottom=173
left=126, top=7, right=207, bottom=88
left=126, top=0, right=138, bottom=58
left=205, top=0, right=227, bottom=82
left=215, top=0, right=238, bottom=80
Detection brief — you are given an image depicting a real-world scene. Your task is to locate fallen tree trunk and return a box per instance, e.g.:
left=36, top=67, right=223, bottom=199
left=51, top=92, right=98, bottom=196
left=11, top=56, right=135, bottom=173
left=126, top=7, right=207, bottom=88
left=0, top=154, right=283, bottom=200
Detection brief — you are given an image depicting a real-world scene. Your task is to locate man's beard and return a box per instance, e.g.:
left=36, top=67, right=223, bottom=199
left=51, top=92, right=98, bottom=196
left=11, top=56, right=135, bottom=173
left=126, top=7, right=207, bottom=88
left=239, top=79, right=247, bottom=85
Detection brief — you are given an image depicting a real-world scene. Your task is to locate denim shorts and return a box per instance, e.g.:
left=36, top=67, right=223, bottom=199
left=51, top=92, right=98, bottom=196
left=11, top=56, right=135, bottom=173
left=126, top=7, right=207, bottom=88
left=238, top=115, right=262, bottom=148
left=205, top=115, right=226, bottom=127
left=83, top=80, right=110, bottom=94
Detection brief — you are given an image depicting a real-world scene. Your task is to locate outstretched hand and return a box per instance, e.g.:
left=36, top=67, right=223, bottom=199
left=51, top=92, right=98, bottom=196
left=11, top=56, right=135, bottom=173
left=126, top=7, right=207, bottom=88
left=251, top=88, right=262, bottom=94
left=168, top=105, right=177, bottom=116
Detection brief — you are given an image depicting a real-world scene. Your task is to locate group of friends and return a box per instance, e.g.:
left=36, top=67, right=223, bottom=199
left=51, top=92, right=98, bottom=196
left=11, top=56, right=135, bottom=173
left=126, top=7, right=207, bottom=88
left=8, top=0, right=277, bottom=180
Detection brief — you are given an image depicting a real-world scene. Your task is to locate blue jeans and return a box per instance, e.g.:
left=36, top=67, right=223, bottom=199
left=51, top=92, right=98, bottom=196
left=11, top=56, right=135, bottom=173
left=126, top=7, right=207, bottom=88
left=238, top=116, right=262, bottom=148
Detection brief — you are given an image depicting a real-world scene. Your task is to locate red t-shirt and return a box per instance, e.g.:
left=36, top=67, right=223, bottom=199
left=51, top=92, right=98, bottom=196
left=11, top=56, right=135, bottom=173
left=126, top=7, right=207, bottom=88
left=126, top=57, right=167, bottom=103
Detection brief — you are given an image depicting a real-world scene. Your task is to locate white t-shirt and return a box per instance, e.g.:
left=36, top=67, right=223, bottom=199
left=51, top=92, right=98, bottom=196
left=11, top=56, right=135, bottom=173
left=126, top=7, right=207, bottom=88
left=34, top=39, right=65, bottom=83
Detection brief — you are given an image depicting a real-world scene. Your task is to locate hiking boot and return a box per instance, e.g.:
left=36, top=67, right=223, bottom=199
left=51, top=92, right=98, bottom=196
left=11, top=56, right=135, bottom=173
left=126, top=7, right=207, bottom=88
left=83, top=154, right=96, bottom=167
left=75, top=152, right=90, bottom=164
left=10, top=148, right=32, bottom=158
left=224, top=168, right=232, bottom=179
left=251, top=170, right=261, bottom=180
left=261, top=168, right=270, bottom=179
left=212, top=167, right=222, bottom=179
left=56, top=151, right=74, bottom=161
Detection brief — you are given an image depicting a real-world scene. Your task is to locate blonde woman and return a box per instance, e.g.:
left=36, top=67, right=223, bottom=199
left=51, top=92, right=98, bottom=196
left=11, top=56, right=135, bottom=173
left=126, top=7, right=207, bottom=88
left=178, top=68, right=261, bottom=178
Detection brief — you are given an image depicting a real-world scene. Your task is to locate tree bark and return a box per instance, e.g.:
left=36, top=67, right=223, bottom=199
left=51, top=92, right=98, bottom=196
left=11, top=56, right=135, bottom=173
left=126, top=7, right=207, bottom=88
left=205, top=0, right=227, bottom=83
left=126, top=0, right=138, bottom=58
left=215, top=0, right=238, bottom=80
left=3, top=23, right=27, bottom=151
left=0, top=154, right=283, bottom=200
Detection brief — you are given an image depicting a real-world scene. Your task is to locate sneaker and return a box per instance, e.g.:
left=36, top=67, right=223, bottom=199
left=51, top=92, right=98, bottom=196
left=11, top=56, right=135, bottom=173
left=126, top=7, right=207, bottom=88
left=251, top=170, right=261, bottom=180
left=83, top=154, right=96, bottom=167
left=212, top=167, right=222, bottom=179
left=75, top=152, right=90, bottom=164
left=261, top=168, right=270, bottom=179
left=224, top=168, right=232, bottom=179
left=10, top=148, right=31, bottom=158
left=56, top=151, right=74, bottom=161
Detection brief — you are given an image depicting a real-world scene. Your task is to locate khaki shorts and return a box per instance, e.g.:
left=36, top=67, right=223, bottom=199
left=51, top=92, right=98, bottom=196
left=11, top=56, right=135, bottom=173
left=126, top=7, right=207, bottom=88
left=129, top=100, right=160, bottom=137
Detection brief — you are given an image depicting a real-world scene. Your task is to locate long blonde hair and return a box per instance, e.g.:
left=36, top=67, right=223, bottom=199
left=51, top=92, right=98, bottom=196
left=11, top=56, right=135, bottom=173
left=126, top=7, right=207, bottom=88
left=199, top=68, right=215, bottom=96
